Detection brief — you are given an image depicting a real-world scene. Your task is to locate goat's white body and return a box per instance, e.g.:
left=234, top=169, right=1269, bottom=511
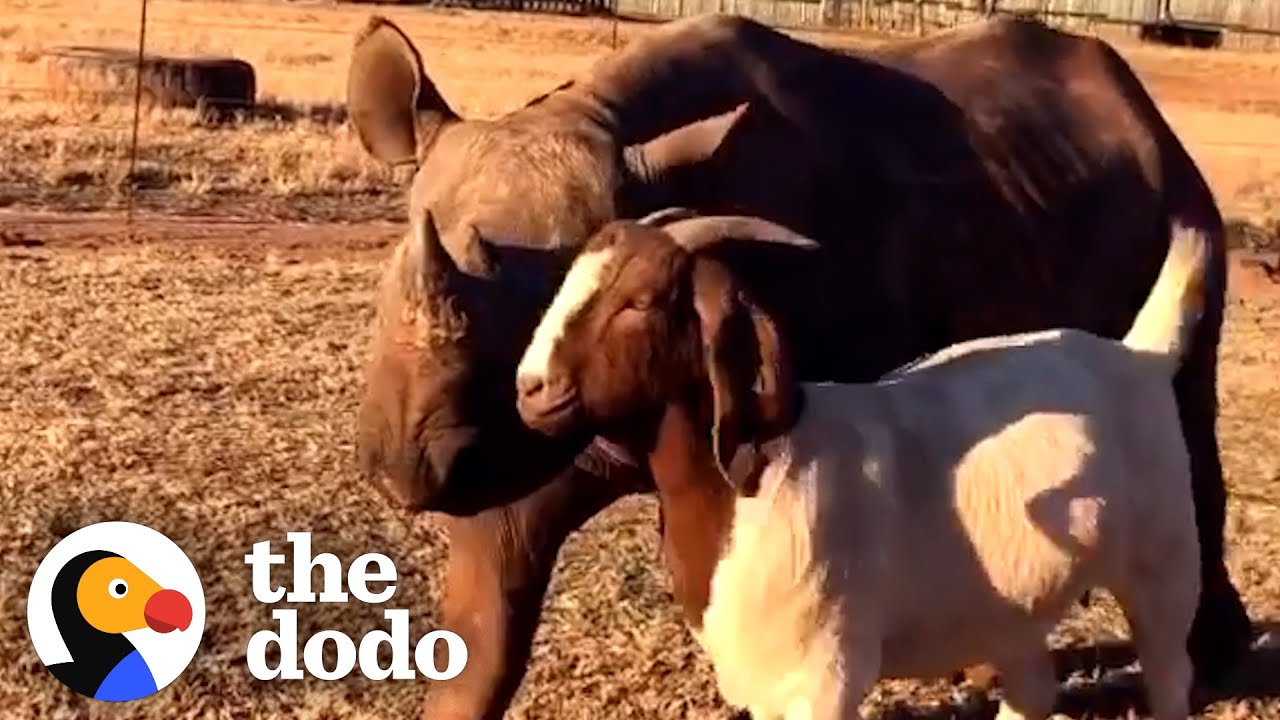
left=698, top=329, right=1200, bottom=720
left=518, top=210, right=1209, bottom=720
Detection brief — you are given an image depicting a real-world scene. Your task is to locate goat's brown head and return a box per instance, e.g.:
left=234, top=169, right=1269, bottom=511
left=514, top=213, right=814, bottom=485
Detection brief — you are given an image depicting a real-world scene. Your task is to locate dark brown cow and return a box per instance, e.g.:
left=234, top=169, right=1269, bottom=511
left=348, top=13, right=1252, bottom=719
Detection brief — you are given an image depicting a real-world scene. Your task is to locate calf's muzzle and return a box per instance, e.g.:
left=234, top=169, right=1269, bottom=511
left=357, top=425, right=483, bottom=513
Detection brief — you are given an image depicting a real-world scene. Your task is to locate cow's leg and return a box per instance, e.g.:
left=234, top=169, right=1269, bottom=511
left=1174, top=286, right=1253, bottom=688
left=423, top=460, right=648, bottom=720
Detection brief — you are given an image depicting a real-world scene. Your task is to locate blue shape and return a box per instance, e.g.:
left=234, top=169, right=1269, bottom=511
left=94, top=650, right=158, bottom=702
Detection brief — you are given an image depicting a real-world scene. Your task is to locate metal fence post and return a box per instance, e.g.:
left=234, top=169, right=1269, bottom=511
left=125, top=0, right=149, bottom=236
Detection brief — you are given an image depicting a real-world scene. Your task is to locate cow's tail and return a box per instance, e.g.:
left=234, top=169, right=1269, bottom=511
left=1121, top=222, right=1211, bottom=371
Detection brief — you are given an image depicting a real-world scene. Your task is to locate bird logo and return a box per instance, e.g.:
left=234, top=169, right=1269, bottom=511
left=27, top=521, right=205, bottom=702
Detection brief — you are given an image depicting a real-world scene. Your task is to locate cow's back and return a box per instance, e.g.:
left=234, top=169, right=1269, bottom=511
left=724, top=17, right=1220, bottom=385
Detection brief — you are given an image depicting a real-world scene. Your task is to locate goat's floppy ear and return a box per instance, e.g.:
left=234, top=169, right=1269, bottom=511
left=691, top=259, right=795, bottom=489
left=747, top=299, right=794, bottom=445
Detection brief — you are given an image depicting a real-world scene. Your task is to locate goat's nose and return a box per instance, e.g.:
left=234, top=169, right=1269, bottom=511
left=517, top=372, right=575, bottom=406
left=516, top=373, right=545, bottom=400
left=516, top=370, right=580, bottom=432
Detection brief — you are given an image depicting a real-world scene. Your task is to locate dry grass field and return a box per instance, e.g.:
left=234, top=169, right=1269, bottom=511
left=0, top=1, right=1278, bottom=719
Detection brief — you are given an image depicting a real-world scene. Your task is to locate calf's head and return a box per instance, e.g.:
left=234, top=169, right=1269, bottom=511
left=357, top=208, right=585, bottom=513
left=348, top=17, right=776, bottom=512
left=515, top=215, right=812, bottom=483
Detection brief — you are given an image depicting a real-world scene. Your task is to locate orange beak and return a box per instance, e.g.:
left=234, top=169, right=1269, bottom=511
left=143, top=588, right=192, bottom=633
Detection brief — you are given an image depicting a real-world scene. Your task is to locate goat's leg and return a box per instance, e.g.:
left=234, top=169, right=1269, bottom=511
left=953, top=591, right=1092, bottom=691
left=782, top=676, right=870, bottom=720
left=1110, top=548, right=1199, bottom=720
left=992, top=647, right=1057, bottom=720
left=784, top=644, right=876, bottom=720
left=422, top=461, right=648, bottom=720
left=1127, top=612, right=1195, bottom=720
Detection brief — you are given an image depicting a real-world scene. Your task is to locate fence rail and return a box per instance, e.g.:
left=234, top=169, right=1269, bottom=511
left=325, top=0, right=1280, bottom=48
left=607, top=0, right=1280, bottom=49
left=352, top=0, right=616, bottom=13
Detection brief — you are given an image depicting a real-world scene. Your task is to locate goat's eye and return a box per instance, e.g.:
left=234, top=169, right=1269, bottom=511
left=626, top=293, right=653, bottom=311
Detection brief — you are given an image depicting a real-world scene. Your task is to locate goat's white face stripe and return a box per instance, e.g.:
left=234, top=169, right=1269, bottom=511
left=518, top=247, right=616, bottom=380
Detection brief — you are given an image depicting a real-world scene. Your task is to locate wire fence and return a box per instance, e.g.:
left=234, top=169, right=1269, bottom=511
left=614, top=0, right=1280, bottom=48
left=0, top=0, right=1277, bottom=236
left=0, top=0, right=644, bottom=224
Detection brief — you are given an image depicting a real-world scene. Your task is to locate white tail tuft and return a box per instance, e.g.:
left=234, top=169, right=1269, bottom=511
left=1121, top=222, right=1210, bottom=366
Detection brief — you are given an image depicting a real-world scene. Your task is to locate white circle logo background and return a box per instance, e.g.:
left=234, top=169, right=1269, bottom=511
left=27, top=521, right=207, bottom=694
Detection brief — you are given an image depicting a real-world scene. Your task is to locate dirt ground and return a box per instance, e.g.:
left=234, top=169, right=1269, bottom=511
left=1, top=1, right=1279, bottom=719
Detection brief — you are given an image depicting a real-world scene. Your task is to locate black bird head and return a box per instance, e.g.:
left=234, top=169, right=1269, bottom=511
left=47, top=549, right=193, bottom=698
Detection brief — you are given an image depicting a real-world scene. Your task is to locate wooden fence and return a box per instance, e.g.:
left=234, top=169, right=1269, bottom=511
left=354, top=0, right=615, bottom=14
left=612, top=0, right=1280, bottom=49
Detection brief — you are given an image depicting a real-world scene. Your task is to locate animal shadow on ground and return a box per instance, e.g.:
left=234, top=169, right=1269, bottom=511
left=866, top=621, right=1280, bottom=719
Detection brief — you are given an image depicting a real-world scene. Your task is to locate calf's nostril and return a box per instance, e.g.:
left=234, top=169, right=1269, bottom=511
left=516, top=374, right=545, bottom=399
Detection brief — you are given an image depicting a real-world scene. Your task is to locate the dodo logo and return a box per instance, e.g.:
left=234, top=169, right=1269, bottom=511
left=26, top=521, right=206, bottom=702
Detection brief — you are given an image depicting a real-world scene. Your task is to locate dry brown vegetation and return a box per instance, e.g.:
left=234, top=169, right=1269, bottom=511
left=0, top=1, right=1278, bottom=719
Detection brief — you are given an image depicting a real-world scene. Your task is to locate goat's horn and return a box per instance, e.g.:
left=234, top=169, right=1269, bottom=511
left=637, top=207, right=701, bottom=227
left=663, top=215, right=821, bottom=254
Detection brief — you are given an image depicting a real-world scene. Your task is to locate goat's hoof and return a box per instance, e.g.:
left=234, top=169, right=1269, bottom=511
left=961, top=663, right=1000, bottom=690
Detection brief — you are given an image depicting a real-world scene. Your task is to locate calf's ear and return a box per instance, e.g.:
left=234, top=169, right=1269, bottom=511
left=692, top=260, right=795, bottom=491
left=348, top=16, right=459, bottom=167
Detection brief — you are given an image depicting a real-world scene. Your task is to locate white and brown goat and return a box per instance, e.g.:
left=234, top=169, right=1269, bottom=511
left=514, top=213, right=1206, bottom=720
